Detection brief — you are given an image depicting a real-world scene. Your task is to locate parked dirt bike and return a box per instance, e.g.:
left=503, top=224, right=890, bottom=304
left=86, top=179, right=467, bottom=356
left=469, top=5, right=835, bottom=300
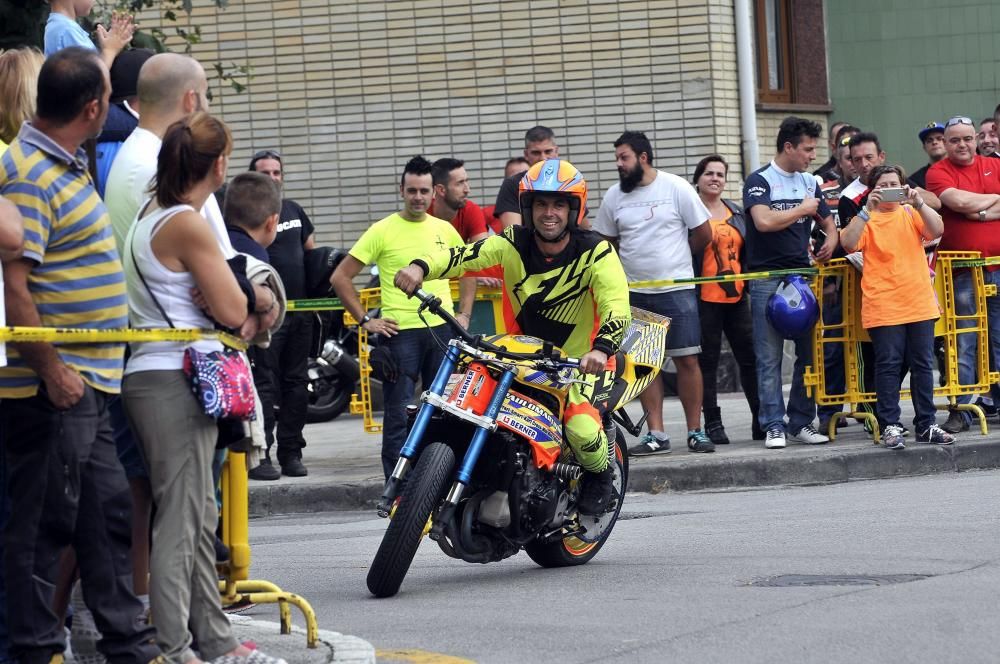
left=306, top=311, right=360, bottom=423
left=366, top=289, right=670, bottom=598
left=304, top=255, right=378, bottom=423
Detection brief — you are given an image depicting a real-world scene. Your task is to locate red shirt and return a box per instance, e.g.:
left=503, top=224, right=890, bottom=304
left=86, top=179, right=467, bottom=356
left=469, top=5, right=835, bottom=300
left=481, top=204, right=503, bottom=234
left=927, top=154, right=1000, bottom=259
left=427, top=199, right=488, bottom=242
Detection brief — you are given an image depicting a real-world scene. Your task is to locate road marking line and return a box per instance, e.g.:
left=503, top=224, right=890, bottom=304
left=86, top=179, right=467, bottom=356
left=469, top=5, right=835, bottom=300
left=375, top=649, right=476, bottom=663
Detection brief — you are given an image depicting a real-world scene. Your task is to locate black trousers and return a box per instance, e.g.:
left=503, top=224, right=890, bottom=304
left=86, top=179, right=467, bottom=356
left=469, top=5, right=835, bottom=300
left=256, top=312, right=311, bottom=463
left=698, top=297, right=761, bottom=423
left=0, top=386, right=158, bottom=664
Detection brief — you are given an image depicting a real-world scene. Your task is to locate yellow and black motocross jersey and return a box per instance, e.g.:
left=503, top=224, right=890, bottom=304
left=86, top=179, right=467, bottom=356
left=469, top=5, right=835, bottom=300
left=414, top=226, right=631, bottom=358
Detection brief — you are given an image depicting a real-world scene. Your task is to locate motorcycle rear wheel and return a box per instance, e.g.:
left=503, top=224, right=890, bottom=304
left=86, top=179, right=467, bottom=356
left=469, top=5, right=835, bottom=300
left=305, top=366, right=353, bottom=423
left=366, top=442, right=456, bottom=597
left=524, top=429, right=628, bottom=568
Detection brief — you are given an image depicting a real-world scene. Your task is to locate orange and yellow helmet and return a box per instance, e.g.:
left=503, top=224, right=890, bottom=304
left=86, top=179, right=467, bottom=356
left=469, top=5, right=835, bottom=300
left=517, top=158, right=588, bottom=231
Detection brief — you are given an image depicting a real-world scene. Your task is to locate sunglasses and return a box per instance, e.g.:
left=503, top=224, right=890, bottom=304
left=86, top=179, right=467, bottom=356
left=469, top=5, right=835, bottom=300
left=946, top=116, right=974, bottom=127
left=252, top=149, right=282, bottom=161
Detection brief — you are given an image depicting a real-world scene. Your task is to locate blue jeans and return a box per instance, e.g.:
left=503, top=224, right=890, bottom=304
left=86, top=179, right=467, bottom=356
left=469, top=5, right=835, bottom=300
left=869, top=320, right=937, bottom=431
left=380, top=325, right=451, bottom=479
left=954, top=270, right=1000, bottom=414
left=750, top=277, right=816, bottom=433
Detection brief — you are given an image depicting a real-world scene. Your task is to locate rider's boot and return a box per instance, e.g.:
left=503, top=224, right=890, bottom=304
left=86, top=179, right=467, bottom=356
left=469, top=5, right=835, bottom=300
left=577, top=465, right=614, bottom=516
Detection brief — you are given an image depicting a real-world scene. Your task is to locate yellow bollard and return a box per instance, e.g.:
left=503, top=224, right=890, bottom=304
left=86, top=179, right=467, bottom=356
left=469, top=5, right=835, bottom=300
left=219, top=451, right=320, bottom=648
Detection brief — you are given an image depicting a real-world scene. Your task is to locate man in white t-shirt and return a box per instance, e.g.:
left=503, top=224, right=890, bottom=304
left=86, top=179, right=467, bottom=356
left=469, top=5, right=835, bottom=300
left=104, top=53, right=233, bottom=256
left=594, top=131, right=714, bottom=455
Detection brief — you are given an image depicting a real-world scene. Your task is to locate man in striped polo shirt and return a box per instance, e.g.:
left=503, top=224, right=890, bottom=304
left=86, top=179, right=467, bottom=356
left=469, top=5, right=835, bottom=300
left=0, top=47, right=160, bottom=664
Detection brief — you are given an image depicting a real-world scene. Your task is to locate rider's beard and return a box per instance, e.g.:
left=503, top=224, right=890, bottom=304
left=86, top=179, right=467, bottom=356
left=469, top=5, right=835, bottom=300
left=618, top=162, right=644, bottom=193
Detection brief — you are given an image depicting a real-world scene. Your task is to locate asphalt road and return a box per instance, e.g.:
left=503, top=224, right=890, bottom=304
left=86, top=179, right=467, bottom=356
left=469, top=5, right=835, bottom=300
left=243, top=472, right=1000, bottom=664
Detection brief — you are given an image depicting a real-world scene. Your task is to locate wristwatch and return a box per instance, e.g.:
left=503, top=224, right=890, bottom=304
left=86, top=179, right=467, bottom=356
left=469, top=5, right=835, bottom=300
left=360, top=314, right=372, bottom=325
left=979, top=210, right=987, bottom=222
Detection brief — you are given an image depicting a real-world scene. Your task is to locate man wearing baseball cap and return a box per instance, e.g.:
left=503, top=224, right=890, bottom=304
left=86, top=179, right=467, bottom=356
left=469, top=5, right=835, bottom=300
left=908, top=122, right=946, bottom=210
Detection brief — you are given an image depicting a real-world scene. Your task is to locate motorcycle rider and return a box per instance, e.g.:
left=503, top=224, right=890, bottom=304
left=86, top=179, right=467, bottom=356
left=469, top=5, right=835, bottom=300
left=394, top=159, right=631, bottom=516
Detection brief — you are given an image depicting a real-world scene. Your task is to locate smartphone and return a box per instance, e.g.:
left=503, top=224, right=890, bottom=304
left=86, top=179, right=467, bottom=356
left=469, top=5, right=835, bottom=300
left=878, top=187, right=907, bottom=202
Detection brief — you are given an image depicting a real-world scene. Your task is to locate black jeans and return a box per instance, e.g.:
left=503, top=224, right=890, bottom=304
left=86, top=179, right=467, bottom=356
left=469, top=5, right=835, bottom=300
left=0, top=386, right=158, bottom=664
left=381, top=325, right=449, bottom=479
left=869, top=319, right=937, bottom=431
left=698, top=297, right=760, bottom=423
left=256, top=312, right=311, bottom=463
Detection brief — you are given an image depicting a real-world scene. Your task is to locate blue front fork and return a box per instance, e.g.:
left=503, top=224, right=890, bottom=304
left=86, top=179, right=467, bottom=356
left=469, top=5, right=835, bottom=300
left=376, top=343, right=461, bottom=517
left=429, top=369, right=515, bottom=539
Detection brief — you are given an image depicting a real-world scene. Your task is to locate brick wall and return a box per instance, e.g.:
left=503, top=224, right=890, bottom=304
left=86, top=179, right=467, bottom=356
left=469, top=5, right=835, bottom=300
left=140, top=0, right=795, bottom=248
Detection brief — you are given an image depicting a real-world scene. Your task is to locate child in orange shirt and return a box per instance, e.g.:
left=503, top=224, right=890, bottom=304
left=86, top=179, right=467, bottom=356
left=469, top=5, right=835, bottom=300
left=840, top=164, right=954, bottom=449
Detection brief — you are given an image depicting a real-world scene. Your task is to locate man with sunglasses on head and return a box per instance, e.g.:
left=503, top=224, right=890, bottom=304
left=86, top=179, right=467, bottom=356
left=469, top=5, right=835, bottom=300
left=247, top=149, right=316, bottom=478
left=926, top=115, right=1000, bottom=432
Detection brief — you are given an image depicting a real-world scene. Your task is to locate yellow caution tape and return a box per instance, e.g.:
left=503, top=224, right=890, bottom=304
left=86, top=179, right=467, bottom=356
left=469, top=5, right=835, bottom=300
left=952, top=256, right=1000, bottom=268
left=286, top=269, right=821, bottom=312
left=627, top=267, right=819, bottom=290
left=0, top=327, right=247, bottom=350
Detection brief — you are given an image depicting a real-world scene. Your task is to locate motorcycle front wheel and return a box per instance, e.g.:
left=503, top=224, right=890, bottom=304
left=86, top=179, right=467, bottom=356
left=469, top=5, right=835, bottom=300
left=366, top=442, right=456, bottom=598
left=524, top=429, right=629, bottom=568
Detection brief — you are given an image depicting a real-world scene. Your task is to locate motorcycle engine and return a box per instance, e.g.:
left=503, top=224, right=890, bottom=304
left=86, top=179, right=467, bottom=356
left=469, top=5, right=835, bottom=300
left=518, top=464, right=570, bottom=534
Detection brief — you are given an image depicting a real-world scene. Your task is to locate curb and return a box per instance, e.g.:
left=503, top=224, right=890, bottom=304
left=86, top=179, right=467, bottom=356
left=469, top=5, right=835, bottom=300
left=228, top=614, right=376, bottom=664
left=248, top=440, right=1000, bottom=517
left=250, top=480, right=382, bottom=516
left=627, top=439, right=1000, bottom=493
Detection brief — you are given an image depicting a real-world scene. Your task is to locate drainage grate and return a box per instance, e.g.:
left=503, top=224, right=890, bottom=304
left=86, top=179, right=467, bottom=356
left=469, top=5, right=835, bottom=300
left=747, top=574, right=933, bottom=587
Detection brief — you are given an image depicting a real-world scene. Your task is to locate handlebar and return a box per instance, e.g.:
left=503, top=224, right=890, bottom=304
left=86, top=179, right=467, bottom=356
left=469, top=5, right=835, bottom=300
left=411, top=288, right=579, bottom=370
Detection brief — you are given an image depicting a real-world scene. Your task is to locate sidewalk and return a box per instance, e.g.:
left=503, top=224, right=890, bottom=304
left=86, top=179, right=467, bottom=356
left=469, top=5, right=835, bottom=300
left=250, top=391, right=1000, bottom=517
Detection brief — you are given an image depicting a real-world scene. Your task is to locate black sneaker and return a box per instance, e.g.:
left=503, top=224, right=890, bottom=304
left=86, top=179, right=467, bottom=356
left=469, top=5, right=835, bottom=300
left=280, top=457, right=308, bottom=477
left=248, top=458, right=280, bottom=481
left=577, top=467, right=614, bottom=516
left=687, top=429, right=715, bottom=453
left=628, top=433, right=670, bottom=456
left=917, top=424, right=956, bottom=445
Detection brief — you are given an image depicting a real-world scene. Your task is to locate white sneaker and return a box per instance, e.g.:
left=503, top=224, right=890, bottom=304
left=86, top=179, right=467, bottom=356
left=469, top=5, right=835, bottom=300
left=790, top=424, right=830, bottom=445
left=764, top=427, right=786, bottom=449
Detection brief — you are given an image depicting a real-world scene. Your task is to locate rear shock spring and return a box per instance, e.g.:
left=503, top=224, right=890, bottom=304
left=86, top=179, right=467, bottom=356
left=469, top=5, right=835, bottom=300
left=553, top=462, right=582, bottom=481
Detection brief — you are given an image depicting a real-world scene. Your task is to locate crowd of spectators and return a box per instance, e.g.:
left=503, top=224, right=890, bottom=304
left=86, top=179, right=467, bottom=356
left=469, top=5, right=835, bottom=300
left=0, top=4, right=999, bottom=662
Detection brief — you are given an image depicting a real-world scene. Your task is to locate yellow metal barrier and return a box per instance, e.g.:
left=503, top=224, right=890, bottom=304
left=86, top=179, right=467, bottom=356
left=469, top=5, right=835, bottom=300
left=803, top=252, right=999, bottom=442
left=219, top=452, right=320, bottom=648
left=346, top=283, right=505, bottom=434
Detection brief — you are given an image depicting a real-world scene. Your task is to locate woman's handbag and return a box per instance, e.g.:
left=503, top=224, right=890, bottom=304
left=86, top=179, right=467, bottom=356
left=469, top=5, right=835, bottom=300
left=131, top=231, right=257, bottom=421
left=180, top=346, right=256, bottom=420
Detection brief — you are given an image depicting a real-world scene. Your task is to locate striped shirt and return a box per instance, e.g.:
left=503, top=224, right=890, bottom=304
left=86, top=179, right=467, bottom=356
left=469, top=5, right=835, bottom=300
left=0, top=122, right=127, bottom=397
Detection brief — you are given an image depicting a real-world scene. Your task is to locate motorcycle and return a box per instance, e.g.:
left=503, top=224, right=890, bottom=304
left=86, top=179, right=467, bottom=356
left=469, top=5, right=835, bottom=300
left=304, top=253, right=378, bottom=424
left=306, top=310, right=360, bottom=423
left=366, top=289, right=669, bottom=598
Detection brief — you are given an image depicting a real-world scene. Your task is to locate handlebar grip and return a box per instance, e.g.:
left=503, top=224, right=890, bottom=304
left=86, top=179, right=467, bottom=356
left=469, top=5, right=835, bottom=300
left=413, top=288, right=477, bottom=344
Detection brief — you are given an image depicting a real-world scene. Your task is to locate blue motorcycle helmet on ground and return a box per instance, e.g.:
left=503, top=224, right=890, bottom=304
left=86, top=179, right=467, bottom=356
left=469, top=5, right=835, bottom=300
left=766, top=275, right=819, bottom=339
